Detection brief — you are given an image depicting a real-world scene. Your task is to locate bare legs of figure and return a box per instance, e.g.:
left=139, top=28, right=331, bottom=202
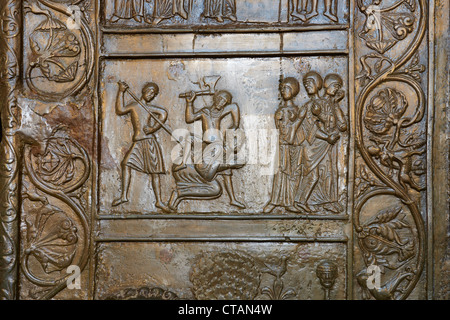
left=222, top=175, right=246, bottom=209
left=291, top=0, right=307, bottom=21
left=113, top=165, right=170, bottom=212
left=113, top=164, right=132, bottom=206
left=151, top=175, right=170, bottom=212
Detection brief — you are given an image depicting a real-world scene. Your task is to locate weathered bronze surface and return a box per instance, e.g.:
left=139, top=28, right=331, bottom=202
left=0, top=0, right=448, bottom=300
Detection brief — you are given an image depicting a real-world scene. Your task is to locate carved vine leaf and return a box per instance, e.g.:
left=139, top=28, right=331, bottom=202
left=24, top=203, right=78, bottom=274
left=359, top=0, right=417, bottom=53
left=381, top=13, right=415, bottom=41
left=364, top=88, right=408, bottom=135
left=261, top=283, right=296, bottom=300
left=29, top=16, right=81, bottom=83
left=34, top=131, right=87, bottom=189
left=355, top=165, right=384, bottom=198
left=394, top=53, right=426, bottom=82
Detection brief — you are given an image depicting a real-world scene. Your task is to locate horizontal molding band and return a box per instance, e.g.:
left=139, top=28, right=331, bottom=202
left=97, top=214, right=349, bottom=220
left=101, top=24, right=350, bottom=34
left=100, top=50, right=349, bottom=59
left=95, top=236, right=348, bottom=243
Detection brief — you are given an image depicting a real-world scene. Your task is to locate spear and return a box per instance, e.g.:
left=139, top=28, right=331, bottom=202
left=118, top=81, right=182, bottom=144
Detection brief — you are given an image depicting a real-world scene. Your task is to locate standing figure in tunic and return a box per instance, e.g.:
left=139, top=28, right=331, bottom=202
left=113, top=81, right=170, bottom=212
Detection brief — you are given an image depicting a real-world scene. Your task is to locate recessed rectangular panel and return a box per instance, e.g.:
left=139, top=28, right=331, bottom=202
left=102, top=0, right=350, bottom=28
left=95, top=242, right=347, bottom=300
left=99, top=57, right=349, bottom=217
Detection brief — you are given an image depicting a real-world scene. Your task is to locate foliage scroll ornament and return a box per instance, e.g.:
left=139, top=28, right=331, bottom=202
left=24, top=0, right=94, bottom=101
left=354, top=0, right=427, bottom=300
left=22, top=127, right=91, bottom=299
left=0, top=0, right=22, bottom=300
left=104, top=287, right=179, bottom=300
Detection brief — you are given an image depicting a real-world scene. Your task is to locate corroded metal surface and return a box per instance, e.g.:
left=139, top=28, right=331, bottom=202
left=0, top=0, right=448, bottom=300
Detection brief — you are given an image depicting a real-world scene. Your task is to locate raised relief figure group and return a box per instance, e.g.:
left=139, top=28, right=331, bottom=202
left=112, top=71, right=346, bottom=214
left=108, top=0, right=341, bottom=25
left=263, top=72, right=347, bottom=214
left=112, top=77, right=246, bottom=213
left=109, top=0, right=237, bottom=25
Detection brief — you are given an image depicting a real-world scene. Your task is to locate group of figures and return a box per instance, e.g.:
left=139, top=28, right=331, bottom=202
left=111, top=71, right=346, bottom=214
left=112, top=79, right=245, bottom=212
left=108, top=0, right=341, bottom=26
left=264, top=72, right=347, bottom=214
left=109, top=0, right=236, bottom=25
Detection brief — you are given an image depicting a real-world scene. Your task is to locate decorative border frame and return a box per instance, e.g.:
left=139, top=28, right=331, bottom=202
left=0, top=0, right=448, bottom=299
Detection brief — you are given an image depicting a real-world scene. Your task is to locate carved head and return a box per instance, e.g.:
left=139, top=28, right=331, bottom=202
left=303, top=71, right=323, bottom=95
left=280, top=77, right=300, bottom=101
left=213, top=90, right=232, bottom=110
left=324, top=74, right=343, bottom=96
left=142, top=82, right=159, bottom=102
left=316, top=260, right=338, bottom=289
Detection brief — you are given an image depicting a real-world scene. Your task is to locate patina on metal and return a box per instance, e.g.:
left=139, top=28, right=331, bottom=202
left=0, top=0, right=448, bottom=300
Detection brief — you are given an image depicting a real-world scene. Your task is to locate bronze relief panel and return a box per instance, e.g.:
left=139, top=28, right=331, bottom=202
left=95, top=242, right=347, bottom=300
left=0, top=0, right=447, bottom=300
left=102, top=0, right=350, bottom=28
left=99, top=57, right=349, bottom=216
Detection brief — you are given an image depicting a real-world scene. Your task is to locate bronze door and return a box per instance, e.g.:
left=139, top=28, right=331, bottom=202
left=0, top=0, right=448, bottom=300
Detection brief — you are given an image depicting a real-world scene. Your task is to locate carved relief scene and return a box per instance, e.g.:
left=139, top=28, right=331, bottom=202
left=102, top=0, right=349, bottom=28
left=0, top=0, right=444, bottom=302
left=99, top=57, right=349, bottom=215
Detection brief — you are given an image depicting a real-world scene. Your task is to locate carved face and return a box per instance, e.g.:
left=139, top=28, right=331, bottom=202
left=326, top=82, right=341, bottom=96
left=316, top=262, right=338, bottom=289
left=213, top=93, right=230, bottom=110
left=143, top=87, right=157, bottom=102
left=303, top=78, right=318, bottom=95
left=280, top=83, right=294, bottom=101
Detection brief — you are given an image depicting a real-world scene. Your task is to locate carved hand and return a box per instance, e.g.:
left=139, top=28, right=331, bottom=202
left=186, top=91, right=197, bottom=103
left=327, top=133, right=340, bottom=145
left=118, top=81, right=129, bottom=93
left=143, top=125, right=152, bottom=135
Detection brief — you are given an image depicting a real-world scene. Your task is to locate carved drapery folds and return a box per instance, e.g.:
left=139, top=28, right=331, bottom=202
left=0, top=0, right=444, bottom=300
